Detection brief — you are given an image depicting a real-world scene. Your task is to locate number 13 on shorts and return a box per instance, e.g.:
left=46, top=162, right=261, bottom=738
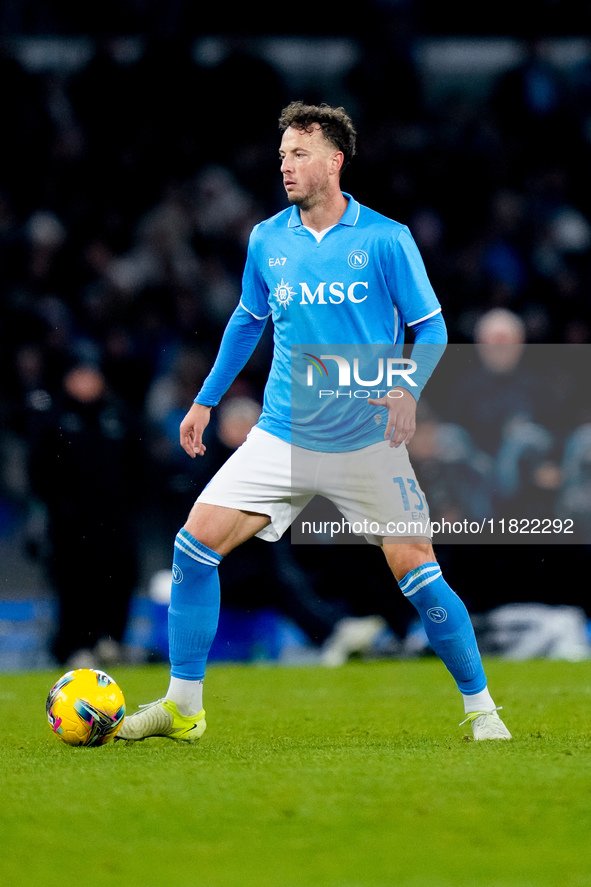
left=393, top=476, right=425, bottom=511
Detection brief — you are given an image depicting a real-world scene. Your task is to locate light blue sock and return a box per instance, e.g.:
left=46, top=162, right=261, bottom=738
left=399, top=562, right=487, bottom=695
left=168, top=528, right=222, bottom=681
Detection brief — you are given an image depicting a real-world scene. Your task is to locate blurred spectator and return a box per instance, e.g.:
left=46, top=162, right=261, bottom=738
left=409, top=411, right=494, bottom=524
left=556, top=424, right=591, bottom=543
left=493, top=421, right=560, bottom=518
left=145, top=347, right=219, bottom=535
left=27, top=362, right=142, bottom=666
left=444, top=308, right=547, bottom=457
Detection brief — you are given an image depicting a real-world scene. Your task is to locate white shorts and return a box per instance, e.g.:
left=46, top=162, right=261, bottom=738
left=197, top=426, right=430, bottom=545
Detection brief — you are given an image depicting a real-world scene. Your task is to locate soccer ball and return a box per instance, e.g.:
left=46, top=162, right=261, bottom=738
left=46, top=668, right=125, bottom=747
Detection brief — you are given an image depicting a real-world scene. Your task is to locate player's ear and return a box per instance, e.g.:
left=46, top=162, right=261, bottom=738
left=330, top=151, right=344, bottom=176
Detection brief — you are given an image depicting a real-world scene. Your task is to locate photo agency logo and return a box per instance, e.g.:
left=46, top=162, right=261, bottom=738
left=302, top=352, right=417, bottom=399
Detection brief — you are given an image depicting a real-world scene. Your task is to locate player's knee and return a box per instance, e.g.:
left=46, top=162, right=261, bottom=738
left=382, top=539, right=435, bottom=582
left=183, top=503, right=226, bottom=554
left=183, top=502, right=269, bottom=556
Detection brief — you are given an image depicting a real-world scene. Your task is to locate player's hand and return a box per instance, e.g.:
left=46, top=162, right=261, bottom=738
left=180, top=402, right=212, bottom=458
left=367, top=387, right=417, bottom=448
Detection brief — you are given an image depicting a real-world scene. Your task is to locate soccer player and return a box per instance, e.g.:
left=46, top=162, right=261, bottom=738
left=119, top=102, right=511, bottom=743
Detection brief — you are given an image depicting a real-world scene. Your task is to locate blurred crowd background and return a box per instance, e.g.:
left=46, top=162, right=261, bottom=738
left=1, top=2, right=591, bottom=668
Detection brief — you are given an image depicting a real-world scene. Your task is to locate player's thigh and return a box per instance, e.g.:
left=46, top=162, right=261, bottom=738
left=319, top=441, right=430, bottom=544
left=381, top=539, right=436, bottom=582
left=185, top=502, right=271, bottom=557
left=194, top=427, right=313, bottom=546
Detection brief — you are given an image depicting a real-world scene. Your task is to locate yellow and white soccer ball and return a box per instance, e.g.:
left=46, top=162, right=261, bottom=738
left=46, top=668, right=125, bottom=747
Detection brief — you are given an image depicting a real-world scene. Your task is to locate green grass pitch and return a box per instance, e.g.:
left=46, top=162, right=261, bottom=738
left=1, top=659, right=591, bottom=887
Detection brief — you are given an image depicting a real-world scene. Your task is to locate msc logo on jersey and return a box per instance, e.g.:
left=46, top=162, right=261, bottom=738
left=348, top=249, right=369, bottom=269
left=300, top=281, right=368, bottom=304
left=274, top=280, right=369, bottom=308
left=273, top=278, right=296, bottom=309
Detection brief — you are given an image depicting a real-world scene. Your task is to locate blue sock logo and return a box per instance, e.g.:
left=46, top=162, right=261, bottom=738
left=172, top=564, right=183, bottom=584
left=427, top=607, right=447, bottom=623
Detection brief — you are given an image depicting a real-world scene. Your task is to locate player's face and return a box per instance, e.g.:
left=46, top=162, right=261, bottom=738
left=279, top=125, right=342, bottom=211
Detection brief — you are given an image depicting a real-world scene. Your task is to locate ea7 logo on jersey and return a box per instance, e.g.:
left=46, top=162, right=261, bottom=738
left=269, top=257, right=287, bottom=266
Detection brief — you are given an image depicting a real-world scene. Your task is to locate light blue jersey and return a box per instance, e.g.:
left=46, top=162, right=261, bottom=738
left=238, top=194, right=442, bottom=451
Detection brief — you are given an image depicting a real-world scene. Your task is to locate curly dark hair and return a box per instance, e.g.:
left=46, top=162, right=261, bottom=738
left=278, top=101, right=357, bottom=170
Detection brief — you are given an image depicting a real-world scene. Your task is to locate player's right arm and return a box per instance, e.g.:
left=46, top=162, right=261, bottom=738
left=180, top=303, right=268, bottom=457
left=181, top=229, right=271, bottom=457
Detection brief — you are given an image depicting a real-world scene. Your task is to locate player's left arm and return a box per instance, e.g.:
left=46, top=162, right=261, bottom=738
left=367, top=312, right=447, bottom=447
